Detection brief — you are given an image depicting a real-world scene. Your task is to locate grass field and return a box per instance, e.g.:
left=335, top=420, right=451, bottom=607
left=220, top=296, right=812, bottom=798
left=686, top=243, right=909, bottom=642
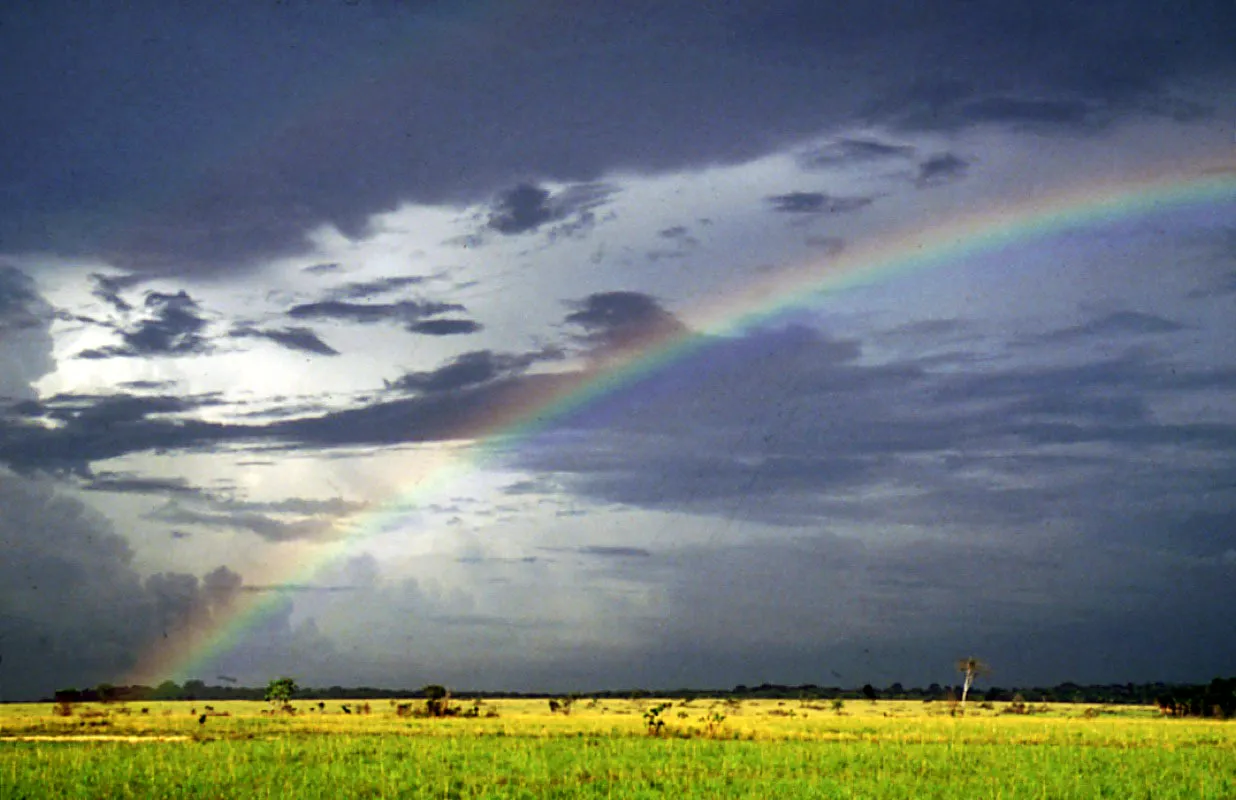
left=2, top=698, right=1233, bottom=798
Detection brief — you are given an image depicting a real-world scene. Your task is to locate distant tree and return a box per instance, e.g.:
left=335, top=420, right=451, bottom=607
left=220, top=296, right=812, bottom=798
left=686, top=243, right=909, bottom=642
left=53, top=688, right=80, bottom=716
left=956, top=657, right=990, bottom=711
left=642, top=703, right=671, bottom=736
left=420, top=684, right=451, bottom=717
left=151, top=681, right=182, bottom=701
left=861, top=684, right=878, bottom=702
left=548, top=695, right=575, bottom=715
left=264, top=677, right=299, bottom=708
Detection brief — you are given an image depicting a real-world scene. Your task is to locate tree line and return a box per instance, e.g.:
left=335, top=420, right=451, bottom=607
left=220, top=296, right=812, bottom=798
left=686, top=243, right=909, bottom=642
left=47, top=677, right=1235, bottom=717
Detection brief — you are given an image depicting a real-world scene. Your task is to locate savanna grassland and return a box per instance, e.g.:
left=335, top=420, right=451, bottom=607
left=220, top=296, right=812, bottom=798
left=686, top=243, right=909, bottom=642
left=2, top=697, right=1233, bottom=798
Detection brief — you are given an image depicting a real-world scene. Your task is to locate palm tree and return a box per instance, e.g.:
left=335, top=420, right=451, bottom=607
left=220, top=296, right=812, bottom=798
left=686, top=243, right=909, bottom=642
left=956, top=657, right=990, bottom=710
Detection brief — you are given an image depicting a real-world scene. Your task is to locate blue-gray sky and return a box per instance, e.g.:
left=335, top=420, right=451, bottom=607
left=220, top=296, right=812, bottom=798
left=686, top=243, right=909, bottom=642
left=1, top=0, right=1234, bottom=700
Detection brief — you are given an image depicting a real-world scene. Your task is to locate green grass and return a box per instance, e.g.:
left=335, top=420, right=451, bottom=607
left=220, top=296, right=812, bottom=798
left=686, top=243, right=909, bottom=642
left=2, top=699, right=1233, bottom=798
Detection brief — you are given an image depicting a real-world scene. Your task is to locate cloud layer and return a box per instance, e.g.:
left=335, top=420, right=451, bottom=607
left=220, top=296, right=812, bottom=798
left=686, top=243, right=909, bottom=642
left=0, top=0, right=1233, bottom=697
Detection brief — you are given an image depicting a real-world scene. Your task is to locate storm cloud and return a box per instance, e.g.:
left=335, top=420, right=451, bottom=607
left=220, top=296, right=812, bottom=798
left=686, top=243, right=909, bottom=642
left=0, top=0, right=1233, bottom=698
left=0, top=265, right=55, bottom=402
left=4, top=1, right=1230, bottom=273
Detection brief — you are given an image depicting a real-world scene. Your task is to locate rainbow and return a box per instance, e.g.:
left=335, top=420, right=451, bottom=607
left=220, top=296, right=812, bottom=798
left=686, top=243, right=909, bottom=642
left=125, top=160, right=1236, bottom=686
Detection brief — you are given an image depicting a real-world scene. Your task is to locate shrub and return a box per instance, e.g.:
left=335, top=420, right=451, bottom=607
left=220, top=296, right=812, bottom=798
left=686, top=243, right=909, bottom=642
left=643, top=703, right=671, bottom=736
left=264, top=677, right=299, bottom=709
left=548, top=696, right=575, bottom=715
left=418, top=685, right=455, bottom=718
left=1004, top=694, right=1028, bottom=715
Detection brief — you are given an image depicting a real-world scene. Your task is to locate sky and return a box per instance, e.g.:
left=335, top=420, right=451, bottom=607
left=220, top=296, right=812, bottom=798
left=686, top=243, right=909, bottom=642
left=1, top=0, right=1234, bottom=700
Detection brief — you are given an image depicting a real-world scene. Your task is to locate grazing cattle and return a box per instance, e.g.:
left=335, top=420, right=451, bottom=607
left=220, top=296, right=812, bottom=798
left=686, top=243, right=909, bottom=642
left=341, top=704, right=352, bottom=714
left=198, top=714, right=206, bottom=725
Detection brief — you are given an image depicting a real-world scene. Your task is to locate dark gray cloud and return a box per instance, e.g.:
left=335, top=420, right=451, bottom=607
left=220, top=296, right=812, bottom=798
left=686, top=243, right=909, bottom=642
left=915, top=154, right=970, bottom=188
left=82, top=473, right=203, bottom=497
left=148, top=502, right=342, bottom=543
left=406, top=318, right=483, bottom=336
left=575, top=546, right=652, bottom=559
left=798, top=137, right=916, bottom=168
left=391, top=349, right=552, bottom=395
left=4, top=290, right=1235, bottom=692
left=118, top=379, right=176, bottom=391
left=0, top=338, right=573, bottom=470
left=501, top=477, right=560, bottom=496
left=511, top=326, right=1236, bottom=544
left=764, top=2, right=1232, bottom=131
left=803, top=235, right=846, bottom=254
left=564, top=291, right=689, bottom=356
left=0, top=266, right=43, bottom=329
left=1189, top=271, right=1236, bottom=299
left=6, top=315, right=1233, bottom=528
left=77, top=290, right=210, bottom=359
left=89, top=272, right=147, bottom=312
left=219, top=496, right=364, bottom=517
left=287, top=299, right=462, bottom=326
left=241, top=584, right=358, bottom=594
left=653, top=225, right=700, bottom=251
left=486, top=182, right=617, bottom=238
left=230, top=326, right=339, bottom=356
left=14, top=391, right=220, bottom=429
left=0, top=377, right=523, bottom=471
left=766, top=192, right=875, bottom=214
left=1186, top=231, right=1236, bottom=298
left=957, top=96, right=1095, bottom=127
left=1, top=391, right=231, bottom=472
left=600, top=535, right=1236, bottom=689
left=0, top=265, right=55, bottom=402
left=1038, top=311, right=1185, bottom=342
left=327, top=275, right=426, bottom=300
left=488, top=184, right=555, bottom=235
left=7, top=2, right=1229, bottom=272
left=0, top=469, right=269, bottom=699
left=880, top=318, right=967, bottom=339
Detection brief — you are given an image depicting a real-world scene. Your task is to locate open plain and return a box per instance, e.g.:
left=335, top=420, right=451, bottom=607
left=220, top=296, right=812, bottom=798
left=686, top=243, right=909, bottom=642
left=2, top=698, right=1233, bottom=798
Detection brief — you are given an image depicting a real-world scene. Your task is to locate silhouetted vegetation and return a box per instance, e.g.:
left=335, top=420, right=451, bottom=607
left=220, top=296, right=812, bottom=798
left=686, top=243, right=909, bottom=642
left=264, top=677, right=298, bottom=712
left=418, top=685, right=454, bottom=718
left=643, top=703, right=671, bottom=736
left=956, top=657, right=990, bottom=710
left=1155, top=678, right=1236, bottom=719
left=39, top=677, right=1236, bottom=716
left=548, top=694, right=579, bottom=715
